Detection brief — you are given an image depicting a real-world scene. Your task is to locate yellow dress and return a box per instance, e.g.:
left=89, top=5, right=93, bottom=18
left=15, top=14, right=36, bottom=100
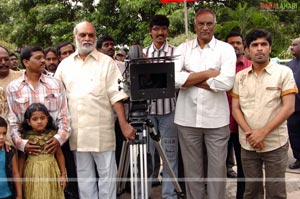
left=23, top=130, right=65, bottom=199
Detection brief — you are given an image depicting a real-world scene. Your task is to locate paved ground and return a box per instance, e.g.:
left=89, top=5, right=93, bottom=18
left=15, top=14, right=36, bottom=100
left=118, top=144, right=300, bottom=199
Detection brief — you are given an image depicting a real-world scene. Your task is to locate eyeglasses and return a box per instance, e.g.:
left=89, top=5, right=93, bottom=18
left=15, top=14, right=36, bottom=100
left=151, top=26, right=168, bottom=32
left=196, top=22, right=215, bottom=28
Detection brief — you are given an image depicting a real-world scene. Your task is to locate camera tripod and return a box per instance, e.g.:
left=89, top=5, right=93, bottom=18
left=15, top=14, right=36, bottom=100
left=117, top=114, right=184, bottom=199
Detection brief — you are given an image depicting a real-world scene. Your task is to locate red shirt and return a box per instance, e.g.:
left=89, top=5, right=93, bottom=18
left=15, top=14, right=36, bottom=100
left=227, top=56, right=252, bottom=133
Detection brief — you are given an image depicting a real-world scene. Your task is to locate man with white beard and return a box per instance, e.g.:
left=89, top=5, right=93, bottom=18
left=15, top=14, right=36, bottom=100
left=55, top=21, right=136, bottom=199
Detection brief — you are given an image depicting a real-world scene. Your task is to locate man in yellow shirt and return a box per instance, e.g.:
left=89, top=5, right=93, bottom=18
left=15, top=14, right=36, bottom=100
left=232, top=29, right=297, bottom=199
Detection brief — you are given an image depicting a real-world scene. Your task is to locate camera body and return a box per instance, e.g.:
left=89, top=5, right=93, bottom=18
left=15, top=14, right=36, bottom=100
left=119, top=45, right=176, bottom=120
left=125, top=61, right=175, bottom=101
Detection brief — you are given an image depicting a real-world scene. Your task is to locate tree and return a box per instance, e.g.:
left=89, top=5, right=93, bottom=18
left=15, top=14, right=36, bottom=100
left=0, top=0, right=298, bottom=57
left=4, top=0, right=77, bottom=48
left=216, top=2, right=297, bottom=57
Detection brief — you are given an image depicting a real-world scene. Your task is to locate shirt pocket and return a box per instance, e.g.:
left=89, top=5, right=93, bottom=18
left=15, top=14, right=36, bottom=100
left=265, top=86, right=281, bottom=107
left=14, top=97, right=29, bottom=113
left=90, top=77, right=106, bottom=97
left=44, top=93, right=59, bottom=112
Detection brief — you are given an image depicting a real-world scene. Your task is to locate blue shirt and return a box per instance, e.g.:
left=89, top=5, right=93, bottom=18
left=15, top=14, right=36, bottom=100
left=0, top=150, right=12, bottom=198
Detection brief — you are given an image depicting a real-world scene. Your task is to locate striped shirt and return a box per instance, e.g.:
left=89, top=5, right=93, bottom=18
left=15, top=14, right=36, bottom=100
left=143, top=42, right=176, bottom=115
left=6, top=73, right=71, bottom=151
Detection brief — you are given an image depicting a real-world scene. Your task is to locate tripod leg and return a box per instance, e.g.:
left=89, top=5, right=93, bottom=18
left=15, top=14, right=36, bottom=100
left=122, top=144, right=130, bottom=192
left=134, top=144, right=139, bottom=199
left=117, top=141, right=129, bottom=195
left=154, top=141, right=184, bottom=197
left=139, top=144, right=145, bottom=198
left=130, top=144, right=136, bottom=199
left=142, top=129, right=149, bottom=199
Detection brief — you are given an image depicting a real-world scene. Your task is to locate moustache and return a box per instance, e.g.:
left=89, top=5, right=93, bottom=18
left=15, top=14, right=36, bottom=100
left=47, top=64, right=57, bottom=68
left=0, top=65, right=9, bottom=69
left=82, top=41, right=94, bottom=46
left=255, top=53, right=264, bottom=56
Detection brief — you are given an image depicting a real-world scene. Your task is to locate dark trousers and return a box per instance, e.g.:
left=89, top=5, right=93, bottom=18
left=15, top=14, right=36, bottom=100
left=227, top=133, right=245, bottom=199
left=0, top=196, right=13, bottom=199
left=241, top=143, right=288, bottom=199
left=62, top=141, right=79, bottom=199
left=115, top=119, right=125, bottom=167
left=115, top=119, right=132, bottom=193
left=287, top=112, right=300, bottom=160
left=226, top=143, right=235, bottom=170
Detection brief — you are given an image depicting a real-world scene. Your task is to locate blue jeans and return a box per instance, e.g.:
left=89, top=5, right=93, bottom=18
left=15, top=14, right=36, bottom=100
left=147, top=111, right=178, bottom=199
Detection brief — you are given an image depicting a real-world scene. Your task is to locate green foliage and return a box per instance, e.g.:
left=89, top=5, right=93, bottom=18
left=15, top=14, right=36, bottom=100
left=168, top=31, right=196, bottom=47
left=0, top=40, right=16, bottom=53
left=216, top=2, right=296, bottom=57
left=5, top=0, right=76, bottom=47
left=0, top=0, right=298, bottom=58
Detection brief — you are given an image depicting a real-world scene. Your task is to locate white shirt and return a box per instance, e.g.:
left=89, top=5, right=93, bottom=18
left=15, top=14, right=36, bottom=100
left=174, top=37, right=236, bottom=128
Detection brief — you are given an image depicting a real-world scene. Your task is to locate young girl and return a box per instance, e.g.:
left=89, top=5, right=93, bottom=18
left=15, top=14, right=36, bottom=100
left=18, top=103, right=66, bottom=199
left=0, top=116, right=22, bottom=199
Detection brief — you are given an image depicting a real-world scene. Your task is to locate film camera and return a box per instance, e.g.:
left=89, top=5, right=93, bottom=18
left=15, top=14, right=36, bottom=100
left=119, top=45, right=176, bottom=118
left=116, top=45, right=183, bottom=198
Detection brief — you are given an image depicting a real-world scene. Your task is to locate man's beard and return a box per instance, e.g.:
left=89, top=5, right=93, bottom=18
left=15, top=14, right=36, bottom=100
left=235, top=51, right=244, bottom=58
left=76, top=39, right=95, bottom=55
left=46, top=64, right=57, bottom=73
left=107, top=49, right=115, bottom=57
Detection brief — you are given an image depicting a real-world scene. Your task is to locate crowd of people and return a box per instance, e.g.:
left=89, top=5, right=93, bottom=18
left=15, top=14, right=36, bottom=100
left=0, top=7, right=299, bottom=199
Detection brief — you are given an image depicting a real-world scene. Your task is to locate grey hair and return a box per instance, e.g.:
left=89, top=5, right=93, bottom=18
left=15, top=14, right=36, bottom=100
left=73, top=21, right=96, bottom=36
left=194, top=8, right=217, bottom=24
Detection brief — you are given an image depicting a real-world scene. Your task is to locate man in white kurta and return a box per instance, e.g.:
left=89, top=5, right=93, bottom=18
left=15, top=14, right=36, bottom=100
left=55, top=21, right=135, bottom=199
